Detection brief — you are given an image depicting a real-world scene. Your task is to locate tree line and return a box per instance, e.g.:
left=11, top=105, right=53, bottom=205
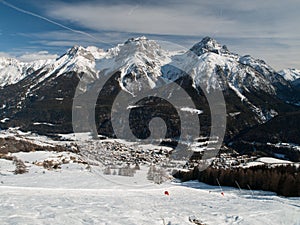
left=174, top=164, right=300, bottom=197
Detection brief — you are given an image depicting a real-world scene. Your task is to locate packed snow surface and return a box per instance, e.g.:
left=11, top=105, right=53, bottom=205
left=0, top=150, right=299, bottom=225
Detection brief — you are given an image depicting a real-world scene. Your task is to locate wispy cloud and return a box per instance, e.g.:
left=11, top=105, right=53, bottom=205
left=20, top=30, right=130, bottom=49
left=45, top=3, right=233, bottom=36
left=17, top=51, right=58, bottom=62
left=44, top=0, right=300, bottom=39
left=37, top=0, right=300, bottom=70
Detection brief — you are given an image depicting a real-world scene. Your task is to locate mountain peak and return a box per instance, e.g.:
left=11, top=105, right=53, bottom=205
left=62, top=45, right=95, bottom=62
left=107, top=36, right=163, bottom=59
left=201, top=36, right=219, bottom=45
left=190, top=36, right=229, bottom=56
left=67, top=45, right=86, bottom=55
left=124, top=36, right=148, bottom=44
left=106, top=36, right=156, bottom=59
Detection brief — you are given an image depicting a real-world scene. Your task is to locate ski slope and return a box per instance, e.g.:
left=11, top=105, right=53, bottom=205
left=0, top=155, right=299, bottom=225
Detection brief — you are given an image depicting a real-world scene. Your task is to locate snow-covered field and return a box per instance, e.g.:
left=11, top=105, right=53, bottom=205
left=2, top=183, right=300, bottom=225
left=0, top=129, right=299, bottom=224
left=0, top=151, right=299, bottom=225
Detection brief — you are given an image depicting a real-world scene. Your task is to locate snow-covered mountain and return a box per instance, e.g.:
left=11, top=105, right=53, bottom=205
left=0, top=36, right=293, bottom=98
left=0, top=57, right=54, bottom=87
left=97, top=36, right=290, bottom=99
left=0, top=36, right=299, bottom=147
left=178, top=37, right=287, bottom=95
left=278, top=68, right=300, bottom=88
left=0, top=45, right=107, bottom=90
left=278, top=68, right=300, bottom=81
left=95, top=36, right=172, bottom=94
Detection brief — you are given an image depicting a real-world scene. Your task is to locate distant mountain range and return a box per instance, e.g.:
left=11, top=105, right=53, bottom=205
left=0, top=36, right=299, bottom=161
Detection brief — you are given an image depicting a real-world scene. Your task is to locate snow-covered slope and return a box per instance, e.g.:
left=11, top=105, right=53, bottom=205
left=278, top=68, right=300, bottom=89
left=0, top=128, right=299, bottom=224
left=278, top=68, right=300, bottom=82
left=161, top=37, right=292, bottom=122
left=95, top=36, right=171, bottom=94
left=0, top=57, right=25, bottom=86
left=93, top=36, right=290, bottom=106
left=0, top=45, right=107, bottom=89
left=52, top=45, right=105, bottom=77
left=25, top=45, right=104, bottom=93
left=0, top=157, right=299, bottom=225
left=165, top=37, right=286, bottom=96
left=0, top=38, right=169, bottom=95
left=0, top=57, right=53, bottom=87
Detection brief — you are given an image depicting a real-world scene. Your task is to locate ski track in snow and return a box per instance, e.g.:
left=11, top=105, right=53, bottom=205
left=0, top=175, right=299, bottom=225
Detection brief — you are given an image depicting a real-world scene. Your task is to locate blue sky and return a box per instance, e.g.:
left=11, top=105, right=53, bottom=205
left=0, top=0, right=299, bottom=69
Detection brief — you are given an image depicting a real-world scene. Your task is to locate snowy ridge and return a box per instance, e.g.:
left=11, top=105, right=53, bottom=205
left=278, top=68, right=300, bottom=82
left=0, top=57, right=53, bottom=87
left=0, top=45, right=106, bottom=89
left=191, top=39, right=279, bottom=94
left=0, top=57, right=24, bottom=87
left=162, top=37, right=283, bottom=122
left=0, top=36, right=294, bottom=96
left=163, top=37, right=281, bottom=97
left=190, top=36, right=230, bottom=55
left=49, top=45, right=98, bottom=78
left=96, top=37, right=171, bottom=94
left=19, top=45, right=106, bottom=99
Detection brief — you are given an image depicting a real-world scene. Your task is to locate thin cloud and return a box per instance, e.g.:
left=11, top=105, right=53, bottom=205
left=46, top=2, right=236, bottom=36
left=44, top=0, right=300, bottom=39
left=18, top=51, right=58, bottom=62
left=40, top=0, right=300, bottom=70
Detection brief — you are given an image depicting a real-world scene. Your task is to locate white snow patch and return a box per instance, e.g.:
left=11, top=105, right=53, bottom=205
left=0, top=118, right=9, bottom=123
left=229, top=112, right=241, bottom=117
left=33, top=122, right=55, bottom=126
left=228, top=83, right=246, bottom=101
left=0, top=159, right=15, bottom=175
left=243, top=161, right=265, bottom=168
left=72, top=132, right=94, bottom=141
left=126, top=105, right=141, bottom=110
left=256, top=157, right=293, bottom=164
left=180, top=107, right=203, bottom=115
